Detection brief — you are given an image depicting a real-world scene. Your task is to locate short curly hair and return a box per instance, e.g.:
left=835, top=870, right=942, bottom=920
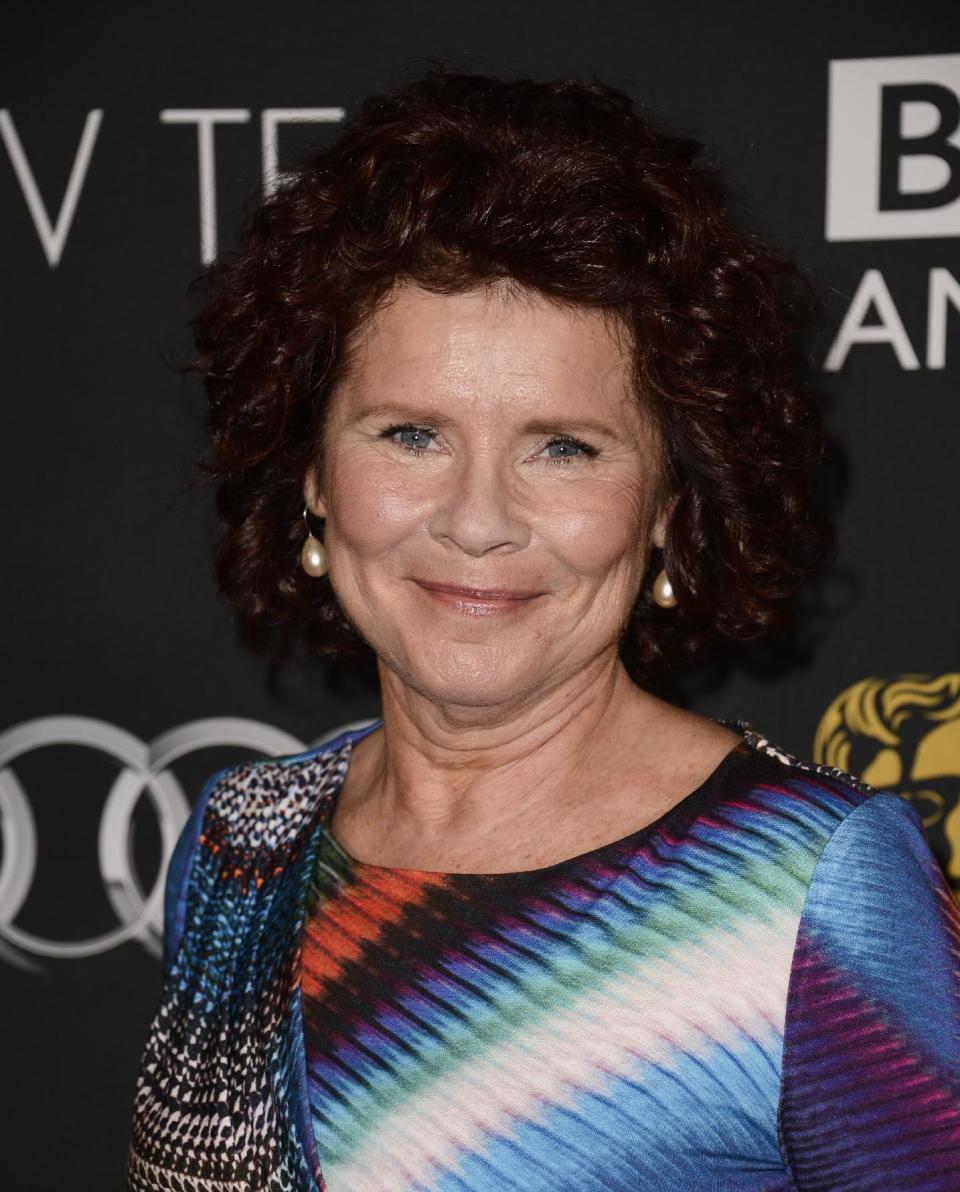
left=188, top=67, right=833, bottom=684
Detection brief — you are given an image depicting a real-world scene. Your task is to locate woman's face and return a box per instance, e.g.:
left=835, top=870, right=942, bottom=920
left=306, top=281, right=671, bottom=710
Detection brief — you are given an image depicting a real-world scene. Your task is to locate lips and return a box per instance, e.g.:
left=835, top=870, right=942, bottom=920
left=414, top=580, right=544, bottom=619
left=414, top=580, right=543, bottom=601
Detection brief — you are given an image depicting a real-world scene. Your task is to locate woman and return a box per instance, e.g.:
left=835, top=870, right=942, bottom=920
left=126, top=70, right=960, bottom=1191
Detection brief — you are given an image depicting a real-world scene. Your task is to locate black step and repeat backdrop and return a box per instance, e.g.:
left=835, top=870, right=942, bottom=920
left=2, top=1, right=958, bottom=1186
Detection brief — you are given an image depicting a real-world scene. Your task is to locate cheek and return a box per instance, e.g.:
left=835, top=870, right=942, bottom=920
left=539, top=483, right=648, bottom=577
left=326, top=456, right=425, bottom=554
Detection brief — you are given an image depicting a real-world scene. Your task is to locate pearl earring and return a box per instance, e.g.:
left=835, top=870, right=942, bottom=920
left=652, top=568, right=677, bottom=608
left=300, top=505, right=328, bottom=578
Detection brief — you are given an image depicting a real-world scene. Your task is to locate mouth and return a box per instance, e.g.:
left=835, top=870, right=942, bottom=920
left=413, top=579, right=545, bottom=616
left=416, top=580, right=543, bottom=600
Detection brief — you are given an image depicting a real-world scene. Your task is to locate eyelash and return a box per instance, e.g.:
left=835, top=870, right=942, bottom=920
left=379, top=422, right=599, bottom=464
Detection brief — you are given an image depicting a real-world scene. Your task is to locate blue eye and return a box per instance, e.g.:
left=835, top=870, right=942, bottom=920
left=382, top=424, right=435, bottom=454
left=544, top=437, right=596, bottom=463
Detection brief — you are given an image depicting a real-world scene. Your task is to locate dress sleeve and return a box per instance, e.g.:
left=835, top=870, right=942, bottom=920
left=160, top=766, right=229, bottom=978
left=778, top=790, right=960, bottom=1190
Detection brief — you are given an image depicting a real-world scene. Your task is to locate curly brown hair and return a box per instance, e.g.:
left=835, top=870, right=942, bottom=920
left=188, top=67, right=833, bottom=685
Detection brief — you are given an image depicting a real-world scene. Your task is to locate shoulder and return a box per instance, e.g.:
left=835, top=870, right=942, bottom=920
left=712, top=725, right=953, bottom=949
left=729, top=720, right=876, bottom=801
left=195, top=725, right=363, bottom=849
left=652, top=703, right=879, bottom=846
left=161, top=726, right=370, bottom=971
left=723, top=721, right=927, bottom=874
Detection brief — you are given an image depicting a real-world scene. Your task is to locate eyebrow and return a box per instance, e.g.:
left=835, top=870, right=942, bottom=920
left=352, top=402, right=621, bottom=439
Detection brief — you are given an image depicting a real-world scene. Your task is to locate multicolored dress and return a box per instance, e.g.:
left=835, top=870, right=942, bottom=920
left=300, top=719, right=960, bottom=1191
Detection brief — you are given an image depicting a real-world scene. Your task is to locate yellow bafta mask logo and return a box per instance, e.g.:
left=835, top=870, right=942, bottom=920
left=814, top=674, right=960, bottom=901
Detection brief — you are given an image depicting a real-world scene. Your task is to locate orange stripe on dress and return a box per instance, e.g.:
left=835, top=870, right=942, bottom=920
left=302, top=866, right=447, bottom=999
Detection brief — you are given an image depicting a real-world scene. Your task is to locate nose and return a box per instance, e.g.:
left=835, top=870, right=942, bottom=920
left=427, top=450, right=530, bottom=556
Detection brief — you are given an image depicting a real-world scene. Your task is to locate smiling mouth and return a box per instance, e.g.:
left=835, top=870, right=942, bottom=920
left=413, top=579, right=545, bottom=614
left=414, top=580, right=544, bottom=600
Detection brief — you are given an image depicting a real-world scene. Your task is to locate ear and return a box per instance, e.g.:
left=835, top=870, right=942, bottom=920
left=650, top=491, right=679, bottom=551
left=303, top=470, right=328, bottom=519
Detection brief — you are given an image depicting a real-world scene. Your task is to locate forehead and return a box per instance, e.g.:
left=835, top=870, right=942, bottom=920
left=337, top=281, right=636, bottom=405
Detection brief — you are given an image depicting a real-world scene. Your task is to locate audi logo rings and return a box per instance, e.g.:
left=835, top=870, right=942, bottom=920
left=0, top=715, right=375, bottom=968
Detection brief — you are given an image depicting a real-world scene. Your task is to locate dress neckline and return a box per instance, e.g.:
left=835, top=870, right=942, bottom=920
left=317, top=717, right=763, bottom=881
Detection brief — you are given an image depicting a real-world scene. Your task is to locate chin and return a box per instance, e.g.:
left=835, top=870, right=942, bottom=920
left=398, top=641, right=540, bottom=708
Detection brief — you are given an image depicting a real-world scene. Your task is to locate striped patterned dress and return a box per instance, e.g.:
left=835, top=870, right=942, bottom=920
left=299, top=720, right=960, bottom=1191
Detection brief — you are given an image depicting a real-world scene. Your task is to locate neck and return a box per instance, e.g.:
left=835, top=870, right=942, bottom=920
left=333, top=654, right=675, bottom=867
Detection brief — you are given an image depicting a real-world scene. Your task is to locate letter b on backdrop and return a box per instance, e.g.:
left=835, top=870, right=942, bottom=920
left=827, top=53, right=960, bottom=241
